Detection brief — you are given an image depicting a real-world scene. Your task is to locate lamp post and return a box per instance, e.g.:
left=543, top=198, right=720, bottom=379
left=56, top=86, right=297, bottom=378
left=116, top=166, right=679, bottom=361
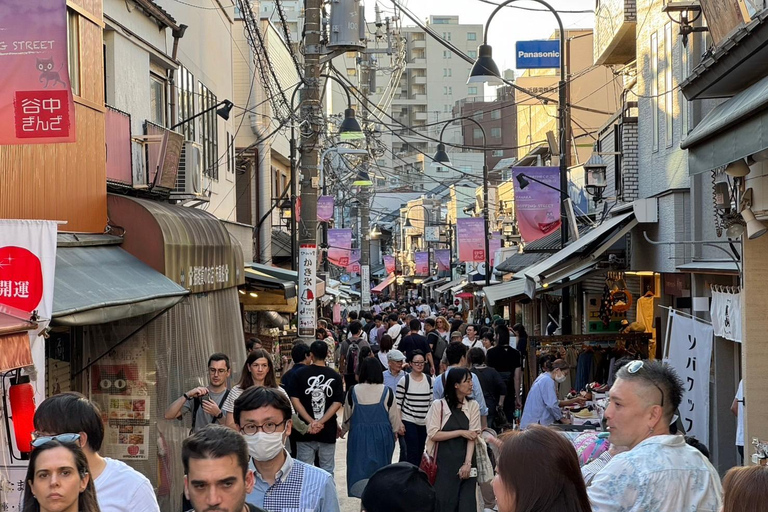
left=402, top=203, right=435, bottom=279
left=468, top=0, right=570, bottom=331
left=170, top=99, right=234, bottom=130
left=432, top=117, right=491, bottom=288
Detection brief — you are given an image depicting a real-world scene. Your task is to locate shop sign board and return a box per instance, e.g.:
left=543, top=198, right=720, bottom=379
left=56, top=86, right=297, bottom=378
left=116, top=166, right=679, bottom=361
left=0, top=0, right=76, bottom=145
left=516, top=40, right=561, bottom=69
left=298, top=244, right=317, bottom=336
left=361, top=265, right=371, bottom=309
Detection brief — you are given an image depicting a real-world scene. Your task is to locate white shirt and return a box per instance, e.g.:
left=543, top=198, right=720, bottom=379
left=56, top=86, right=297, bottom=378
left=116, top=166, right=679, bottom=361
left=736, top=379, right=744, bottom=447
left=462, top=336, right=485, bottom=353
left=95, top=458, right=159, bottom=512
left=588, top=435, right=722, bottom=512
left=387, top=324, right=404, bottom=346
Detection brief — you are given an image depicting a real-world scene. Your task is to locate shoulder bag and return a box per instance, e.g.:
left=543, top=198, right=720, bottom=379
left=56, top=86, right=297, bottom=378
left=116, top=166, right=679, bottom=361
left=419, top=399, right=444, bottom=485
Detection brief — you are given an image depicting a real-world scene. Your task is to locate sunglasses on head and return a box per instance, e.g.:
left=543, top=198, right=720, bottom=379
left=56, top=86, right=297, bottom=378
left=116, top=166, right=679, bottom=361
left=626, top=360, right=665, bottom=408
left=31, top=432, right=81, bottom=448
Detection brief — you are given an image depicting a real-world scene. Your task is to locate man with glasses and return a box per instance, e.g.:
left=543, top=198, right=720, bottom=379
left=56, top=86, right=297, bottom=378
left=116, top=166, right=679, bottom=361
left=234, top=387, right=340, bottom=512
left=33, top=392, right=160, bottom=512
left=588, top=360, right=722, bottom=511
left=165, top=353, right=232, bottom=433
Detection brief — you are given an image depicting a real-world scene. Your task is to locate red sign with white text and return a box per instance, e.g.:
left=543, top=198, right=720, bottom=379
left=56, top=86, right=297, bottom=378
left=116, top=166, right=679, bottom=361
left=0, top=246, right=44, bottom=312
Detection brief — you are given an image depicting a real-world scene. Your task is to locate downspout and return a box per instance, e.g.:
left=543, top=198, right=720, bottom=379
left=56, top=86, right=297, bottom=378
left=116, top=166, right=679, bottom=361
left=168, top=24, right=188, bottom=128
left=249, top=43, right=272, bottom=264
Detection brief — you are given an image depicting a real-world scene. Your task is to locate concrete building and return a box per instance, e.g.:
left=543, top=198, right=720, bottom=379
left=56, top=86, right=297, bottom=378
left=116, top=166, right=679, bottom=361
left=256, top=0, right=304, bottom=50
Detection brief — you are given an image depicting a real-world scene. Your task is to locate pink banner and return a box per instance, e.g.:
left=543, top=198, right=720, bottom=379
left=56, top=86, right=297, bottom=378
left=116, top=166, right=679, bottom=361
left=317, top=196, right=334, bottom=222
left=384, top=255, right=396, bottom=274
left=512, top=166, right=561, bottom=243
left=346, top=249, right=361, bottom=273
left=490, top=233, right=502, bottom=266
left=435, top=250, right=451, bottom=272
left=327, top=229, right=352, bottom=267
left=414, top=251, right=429, bottom=276
left=456, top=218, right=486, bottom=262
left=0, top=0, right=76, bottom=144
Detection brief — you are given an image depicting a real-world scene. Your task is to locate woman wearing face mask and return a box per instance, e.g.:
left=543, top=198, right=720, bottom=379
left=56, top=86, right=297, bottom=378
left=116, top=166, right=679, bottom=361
left=519, top=356, right=585, bottom=430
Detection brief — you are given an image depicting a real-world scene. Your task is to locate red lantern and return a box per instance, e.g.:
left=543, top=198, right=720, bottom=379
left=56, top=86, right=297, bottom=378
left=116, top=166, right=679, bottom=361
left=9, top=375, right=35, bottom=454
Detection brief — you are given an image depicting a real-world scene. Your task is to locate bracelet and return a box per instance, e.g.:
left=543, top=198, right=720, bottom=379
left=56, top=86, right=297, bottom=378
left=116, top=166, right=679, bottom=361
left=462, top=462, right=471, bottom=467
left=183, top=393, right=191, bottom=400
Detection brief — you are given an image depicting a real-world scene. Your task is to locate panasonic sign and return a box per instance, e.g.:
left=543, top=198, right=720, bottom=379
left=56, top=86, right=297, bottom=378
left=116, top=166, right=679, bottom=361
left=515, top=40, right=561, bottom=69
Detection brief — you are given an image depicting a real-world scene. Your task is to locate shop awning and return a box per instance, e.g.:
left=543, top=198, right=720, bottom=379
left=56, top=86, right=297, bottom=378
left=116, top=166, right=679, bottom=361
left=484, top=278, right=530, bottom=306
left=495, top=251, right=549, bottom=273
left=0, top=307, right=38, bottom=372
left=451, top=280, right=469, bottom=293
left=244, top=263, right=325, bottom=298
left=422, top=277, right=449, bottom=288
left=52, top=245, right=189, bottom=326
left=677, top=260, right=740, bottom=274
left=436, top=277, right=465, bottom=293
left=371, top=273, right=397, bottom=294
left=681, top=73, right=768, bottom=175
left=244, top=269, right=297, bottom=299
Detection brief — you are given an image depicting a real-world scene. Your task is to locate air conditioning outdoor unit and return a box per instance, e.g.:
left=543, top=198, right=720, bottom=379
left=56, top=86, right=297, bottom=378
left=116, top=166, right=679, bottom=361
left=175, top=141, right=203, bottom=195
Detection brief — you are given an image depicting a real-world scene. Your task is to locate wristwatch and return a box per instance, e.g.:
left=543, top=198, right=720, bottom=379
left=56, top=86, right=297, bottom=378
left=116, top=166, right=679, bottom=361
left=215, top=412, right=224, bottom=420
left=183, top=393, right=191, bottom=400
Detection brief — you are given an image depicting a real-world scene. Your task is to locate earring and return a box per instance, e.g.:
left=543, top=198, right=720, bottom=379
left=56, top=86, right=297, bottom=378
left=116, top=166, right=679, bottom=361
left=648, top=426, right=654, bottom=434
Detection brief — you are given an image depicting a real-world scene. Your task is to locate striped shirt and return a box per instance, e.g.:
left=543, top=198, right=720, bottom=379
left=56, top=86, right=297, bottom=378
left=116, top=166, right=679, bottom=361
left=395, top=374, right=434, bottom=425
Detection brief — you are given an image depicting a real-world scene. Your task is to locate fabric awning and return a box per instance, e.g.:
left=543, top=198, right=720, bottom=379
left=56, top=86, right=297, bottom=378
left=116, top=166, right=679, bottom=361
left=484, top=279, right=529, bottom=306
left=451, top=280, right=469, bottom=293
left=436, top=277, right=465, bottom=293
left=52, top=245, right=189, bottom=326
left=681, top=73, right=768, bottom=175
left=372, top=273, right=397, bottom=294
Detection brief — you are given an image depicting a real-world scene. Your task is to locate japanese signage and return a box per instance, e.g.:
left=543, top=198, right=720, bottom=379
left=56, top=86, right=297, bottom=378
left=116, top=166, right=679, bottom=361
left=298, top=244, right=317, bottom=336
left=435, top=249, right=451, bottom=273
left=516, top=40, right=561, bottom=69
left=317, top=196, right=335, bottom=222
left=0, top=465, right=26, bottom=511
left=327, top=229, right=353, bottom=267
left=414, top=251, right=429, bottom=276
left=664, top=310, right=713, bottom=444
left=512, top=166, right=561, bottom=243
left=361, top=265, right=371, bottom=309
left=456, top=218, right=486, bottom=262
left=710, top=288, right=742, bottom=343
left=0, top=0, right=75, bottom=144
left=384, top=255, right=396, bottom=274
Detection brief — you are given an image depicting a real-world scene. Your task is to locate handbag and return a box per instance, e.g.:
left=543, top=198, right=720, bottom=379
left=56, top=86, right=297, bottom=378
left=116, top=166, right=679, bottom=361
left=494, top=405, right=509, bottom=430
left=420, top=400, right=444, bottom=485
left=475, top=435, right=494, bottom=484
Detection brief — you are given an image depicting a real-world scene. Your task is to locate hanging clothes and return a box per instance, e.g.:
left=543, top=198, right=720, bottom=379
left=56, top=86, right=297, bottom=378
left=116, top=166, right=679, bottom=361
left=575, top=351, right=594, bottom=392
left=636, top=294, right=656, bottom=359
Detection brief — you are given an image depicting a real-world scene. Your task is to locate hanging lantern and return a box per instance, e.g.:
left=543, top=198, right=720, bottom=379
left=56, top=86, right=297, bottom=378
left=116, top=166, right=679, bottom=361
left=10, top=375, right=36, bottom=455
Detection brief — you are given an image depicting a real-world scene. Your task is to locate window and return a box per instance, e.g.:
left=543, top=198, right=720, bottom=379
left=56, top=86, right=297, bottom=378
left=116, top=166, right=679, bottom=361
left=650, top=31, right=658, bottom=152
left=491, top=109, right=501, bottom=120
left=66, top=9, right=80, bottom=96
left=468, top=86, right=478, bottom=95
left=442, top=32, right=452, bottom=41
left=493, top=150, right=504, bottom=157
left=491, top=127, right=502, bottom=138
left=443, top=50, right=452, bottom=59
left=443, top=68, right=452, bottom=77
left=443, top=86, right=452, bottom=95
left=177, top=67, right=196, bottom=141
left=432, top=17, right=450, bottom=24
left=473, top=110, right=483, bottom=120
left=664, top=22, right=673, bottom=148
left=198, top=82, right=219, bottom=180
left=149, top=74, right=166, bottom=127
left=467, top=32, right=477, bottom=41
left=473, top=128, right=483, bottom=139
left=468, top=50, right=477, bottom=58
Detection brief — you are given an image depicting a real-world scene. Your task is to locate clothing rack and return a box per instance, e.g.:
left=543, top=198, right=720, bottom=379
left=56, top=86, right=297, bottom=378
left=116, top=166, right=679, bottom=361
left=710, top=284, right=741, bottom=294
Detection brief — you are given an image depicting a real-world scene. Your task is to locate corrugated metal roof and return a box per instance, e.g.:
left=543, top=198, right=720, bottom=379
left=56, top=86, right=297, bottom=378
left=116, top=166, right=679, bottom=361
left=523, top=225, right=593, bottom=252
left=495, top=251, right=548, bottom=273
left=272, top=229, right=292, bottom=258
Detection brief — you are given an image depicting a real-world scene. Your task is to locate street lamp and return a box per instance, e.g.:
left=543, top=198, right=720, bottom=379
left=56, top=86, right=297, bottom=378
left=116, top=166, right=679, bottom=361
left=583, top=151, right=608, bottom=206
left=170, top=99, right=234, bottom=130
left=431, top=117, right=491, bottom=287
left=469, top=0, right=571, bottom=332
left=352, top=169, right=374, bottom=186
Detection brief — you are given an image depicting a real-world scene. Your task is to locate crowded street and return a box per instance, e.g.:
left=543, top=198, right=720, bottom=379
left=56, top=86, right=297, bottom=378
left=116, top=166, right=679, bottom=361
left=2, top=0, right=768, bottom=511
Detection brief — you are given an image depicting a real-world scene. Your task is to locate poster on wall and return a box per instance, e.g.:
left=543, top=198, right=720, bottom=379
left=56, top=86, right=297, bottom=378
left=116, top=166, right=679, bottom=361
left=456, top=218, right=486, bottom=262
left=512, top=166, right=561, bottom=243
left=0, top=0, right=76, bottom=145
left=102, top=396, right=150, bottom=460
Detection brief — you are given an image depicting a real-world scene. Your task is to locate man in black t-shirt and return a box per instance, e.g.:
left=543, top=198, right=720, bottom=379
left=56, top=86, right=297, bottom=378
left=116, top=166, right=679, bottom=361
left=398, top=319, right=435, bottom=375
left=290, top=341, right=344, bottom=476
left=486, top=341, right=522, bottom=415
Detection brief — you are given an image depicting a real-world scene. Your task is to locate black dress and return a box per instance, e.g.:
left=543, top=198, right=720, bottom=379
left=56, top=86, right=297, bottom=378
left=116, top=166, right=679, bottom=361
left=433, top=405, right=477, bottom=512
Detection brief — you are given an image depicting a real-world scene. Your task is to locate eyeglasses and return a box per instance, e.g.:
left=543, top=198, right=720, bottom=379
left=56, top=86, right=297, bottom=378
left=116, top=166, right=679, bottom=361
left=626, top=360, right=665, bottom=408
left=411, top=360, right=426, bottom=366
left=241, top=421, right=286, bottom=435
left=31, top=433, right=81, bottom=448
left=209, top=368, right=228, bottom=374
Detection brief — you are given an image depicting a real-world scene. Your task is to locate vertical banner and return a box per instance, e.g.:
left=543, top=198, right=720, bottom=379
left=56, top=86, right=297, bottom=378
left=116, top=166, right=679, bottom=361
left=327, top=229, right=352, bottom=267
left=512, top=166, right=561, bottom=243
left=0, top=0, right=76, bottom=145
left=317, top=196, right=335, bottom=222
left=709, top=288, right=742, bottom=343
left=384, top=255, right=396, bottom=274
left=489, top=233, right=502, bottom=266
left=298, top=244, right=317, bottom=336
left=361, top=265, right=371, bottom=309
left=345, top=249, right=361, bottom=273
left=663, top=310, right=713, bottom=444
left=435, top=250, right=451, bottom=273
left=414, top=252, right=429, bottom=276
left=456, top=218, right=486, bottom=262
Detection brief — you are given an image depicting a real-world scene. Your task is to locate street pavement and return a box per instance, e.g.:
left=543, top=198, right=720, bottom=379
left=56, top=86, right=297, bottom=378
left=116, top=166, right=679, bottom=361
left=334, top=433, right=360, bottom=512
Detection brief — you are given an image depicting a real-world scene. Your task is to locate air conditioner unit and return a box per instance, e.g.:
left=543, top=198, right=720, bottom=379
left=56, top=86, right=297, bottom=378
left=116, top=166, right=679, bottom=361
left=175, top=141, right=203, bottom=196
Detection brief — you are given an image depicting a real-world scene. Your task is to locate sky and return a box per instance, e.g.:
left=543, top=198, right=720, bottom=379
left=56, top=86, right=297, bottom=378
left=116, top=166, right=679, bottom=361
left=366, top=0, right=596, bottom=74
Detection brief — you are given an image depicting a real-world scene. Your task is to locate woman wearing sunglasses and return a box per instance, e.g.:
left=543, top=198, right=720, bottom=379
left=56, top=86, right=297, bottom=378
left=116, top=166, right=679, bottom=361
left=22, top=434, right=101, bottom=512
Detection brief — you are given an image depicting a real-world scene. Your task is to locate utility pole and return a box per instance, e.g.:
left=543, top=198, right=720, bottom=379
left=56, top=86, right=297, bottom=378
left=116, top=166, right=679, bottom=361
left=559, top=32, right=573, bottom=335
left=297, top=0, right=322, bottom=341
left=359, top=47, right=373, bottom=310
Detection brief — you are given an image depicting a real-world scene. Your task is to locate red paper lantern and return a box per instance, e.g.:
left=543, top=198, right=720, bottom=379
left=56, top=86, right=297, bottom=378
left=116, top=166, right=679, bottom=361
left=9, top=376, right=35, bottom=454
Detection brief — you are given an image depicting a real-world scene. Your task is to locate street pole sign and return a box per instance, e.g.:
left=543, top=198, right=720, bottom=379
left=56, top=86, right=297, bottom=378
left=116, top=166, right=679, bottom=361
left=361, top=264, right=371, bottom=309
left=298, top=244, right=317, bottom=337
left=515, top=40, right=561, bottom=69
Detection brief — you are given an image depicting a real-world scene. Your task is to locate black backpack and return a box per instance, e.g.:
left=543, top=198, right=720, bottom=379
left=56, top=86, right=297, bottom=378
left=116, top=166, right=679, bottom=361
left=428, top=331, right=447, bottom=362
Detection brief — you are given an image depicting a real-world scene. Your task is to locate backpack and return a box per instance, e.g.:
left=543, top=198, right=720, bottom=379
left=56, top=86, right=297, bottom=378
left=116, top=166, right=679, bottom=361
left=347, top=340, right=360, bottom=375
left=429, top=331, right=447, bottom=362
left=403, top=373, right=432, bottom=394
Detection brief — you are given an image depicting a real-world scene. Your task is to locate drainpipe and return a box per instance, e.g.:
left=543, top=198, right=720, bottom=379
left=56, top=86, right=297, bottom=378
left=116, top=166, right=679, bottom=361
left=168, top=24, right=187, bottom=128
left=249, top=44, right=272, bottom=264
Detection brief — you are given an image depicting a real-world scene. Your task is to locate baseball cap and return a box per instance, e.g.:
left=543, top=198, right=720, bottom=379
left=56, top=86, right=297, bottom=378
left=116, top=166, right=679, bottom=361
left=361, top=462, right=435, bottom=512
left=387, top=349, right=406, bottom=362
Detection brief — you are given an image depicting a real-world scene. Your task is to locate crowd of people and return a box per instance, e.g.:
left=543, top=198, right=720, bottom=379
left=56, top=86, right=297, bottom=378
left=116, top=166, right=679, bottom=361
left=18, top=296, right=767, bottom=512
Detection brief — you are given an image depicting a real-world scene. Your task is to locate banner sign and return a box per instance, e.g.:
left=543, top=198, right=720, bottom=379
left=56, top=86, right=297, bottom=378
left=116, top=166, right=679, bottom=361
left=456, top=218, right=486, bottom=262
left=489, top=233, right=502, bottom=266
left=414, top=251, right=429, bottom=276
left=0, top=0, right=76, bottom=144
left=384, top=255, right=396, bottom=274
left=317, top=196, right=334, bottom=222
left=327, top=229, right=353, bottom=267
left=297, top=244, right=317, bottom=336
left=663, top=310, right=713, bottom=444
left=710, top=288, right=742, bottom=343
left=435, top=250, right=451, bottom=273
left=512, top=166, right=561, bottom=243
left=516, top=40, right=561, bottom=69
left=345, top=249, right=361, bottom=273
left=361, top=265, right=371, bottom=309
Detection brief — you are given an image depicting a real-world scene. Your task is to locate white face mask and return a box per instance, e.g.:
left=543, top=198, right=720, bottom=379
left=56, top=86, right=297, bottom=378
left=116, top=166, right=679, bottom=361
left=244, top=431, right=285, bottom=462
left=553, top=371, right=567, bottom=384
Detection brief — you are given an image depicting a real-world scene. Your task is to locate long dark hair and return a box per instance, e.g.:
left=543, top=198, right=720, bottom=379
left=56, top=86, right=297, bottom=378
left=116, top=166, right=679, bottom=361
left=357, top=357, right=384, bottom=384
left=496, top=324, right=511, bottom=346
left=513, top=323, right=528, bottom=340
left=237, top=348, right=277, bottom=389
left=497, top=425, right=591, bottom=512
left=23, top=440, right=101, bottom=512
left=444, top=368, right=471, bottom=409
left=379, top=334, right=393, bottom=352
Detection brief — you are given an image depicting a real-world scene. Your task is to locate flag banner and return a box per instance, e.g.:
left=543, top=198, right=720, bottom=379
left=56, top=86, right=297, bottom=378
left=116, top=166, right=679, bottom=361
left=709, top=287, right=742, bottom=343
left=345, top=249, right=361, bottom=273
left=512, top=166, right=561, bottom=243
left=327, top=229, right=352, bottom=267
left=297, top=244, right=317, bottom=336
left=414, top=251, right=429, bottom=276
left=384, top=255, right=396, bottom=274
left=663, top=310, right=713, bottom=444
left=489, top=233, right=502, bottom=266
left=435, top=250, right=451, bottom=272
left=0, top=0, right=76, bottom=144
left=456, top=218, right=486, bottom=262
left=317, top=196, right=334, bottom=222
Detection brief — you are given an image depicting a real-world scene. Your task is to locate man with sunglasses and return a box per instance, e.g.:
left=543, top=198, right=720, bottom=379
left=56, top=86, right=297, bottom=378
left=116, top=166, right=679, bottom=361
left=34, top=392, right=160, bottom=512
left=165, top=353, right=232, bottom=433
left=587, top=360, right=722, bottom=512
left=234, top=386, right=340, bottom=512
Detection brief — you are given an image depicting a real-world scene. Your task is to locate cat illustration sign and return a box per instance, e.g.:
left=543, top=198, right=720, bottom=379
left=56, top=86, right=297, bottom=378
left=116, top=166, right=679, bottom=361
left=0, top=0, right=76, bottom=144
